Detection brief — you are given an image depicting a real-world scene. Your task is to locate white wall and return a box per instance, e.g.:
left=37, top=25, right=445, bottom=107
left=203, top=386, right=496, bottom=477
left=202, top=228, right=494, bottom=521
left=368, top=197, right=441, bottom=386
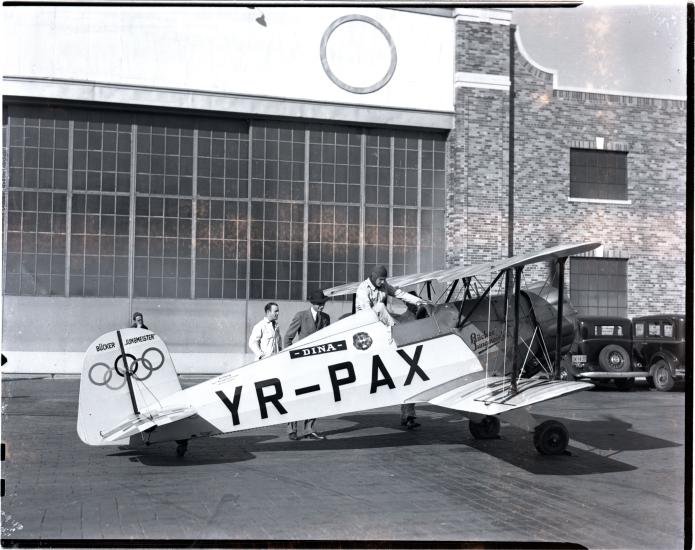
left=1, top=296, right=353, bottom=374
left=3, top=7, right=454, bottom=114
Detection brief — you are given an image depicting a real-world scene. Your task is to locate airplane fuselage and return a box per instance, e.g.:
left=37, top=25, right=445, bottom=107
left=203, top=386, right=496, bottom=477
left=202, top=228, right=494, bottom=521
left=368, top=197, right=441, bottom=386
left=150, top=312, right=483, bottom=440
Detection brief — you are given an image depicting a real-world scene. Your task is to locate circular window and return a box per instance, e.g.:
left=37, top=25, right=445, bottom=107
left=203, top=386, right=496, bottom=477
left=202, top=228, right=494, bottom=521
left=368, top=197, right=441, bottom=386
left=320, top=15, right=397, bottom=94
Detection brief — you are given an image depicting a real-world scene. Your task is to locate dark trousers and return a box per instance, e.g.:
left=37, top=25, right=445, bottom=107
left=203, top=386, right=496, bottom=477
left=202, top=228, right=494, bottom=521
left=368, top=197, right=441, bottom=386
left=287, top=419, right=317, bottom=435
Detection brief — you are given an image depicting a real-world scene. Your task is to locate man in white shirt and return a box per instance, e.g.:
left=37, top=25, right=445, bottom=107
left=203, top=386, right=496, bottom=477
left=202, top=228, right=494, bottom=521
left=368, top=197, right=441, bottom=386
left=248, top=302, right=282, bottom=360
left=355, top=266, right=426, bottom=430
left=355, top=265, right=427, bottom=327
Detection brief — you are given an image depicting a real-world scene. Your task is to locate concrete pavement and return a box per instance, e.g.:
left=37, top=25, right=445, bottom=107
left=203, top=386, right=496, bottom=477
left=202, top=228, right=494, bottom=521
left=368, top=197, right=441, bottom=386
left=0, top=376, right=687, bottom=548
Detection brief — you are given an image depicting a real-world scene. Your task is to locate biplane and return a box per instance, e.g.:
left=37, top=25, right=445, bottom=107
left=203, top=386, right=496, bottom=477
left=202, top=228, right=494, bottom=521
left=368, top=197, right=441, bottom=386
left=78, top=242, right=599, bottom=457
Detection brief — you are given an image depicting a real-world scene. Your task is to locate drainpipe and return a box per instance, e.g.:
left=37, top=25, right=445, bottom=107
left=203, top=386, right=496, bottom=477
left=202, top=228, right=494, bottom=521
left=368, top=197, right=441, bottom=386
left=508, top=24, right=516, bottom=258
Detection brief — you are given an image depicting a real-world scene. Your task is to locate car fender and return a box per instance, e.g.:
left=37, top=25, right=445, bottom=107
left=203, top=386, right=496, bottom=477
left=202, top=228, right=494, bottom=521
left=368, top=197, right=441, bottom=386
left=648, top=351, right=680, bottom=376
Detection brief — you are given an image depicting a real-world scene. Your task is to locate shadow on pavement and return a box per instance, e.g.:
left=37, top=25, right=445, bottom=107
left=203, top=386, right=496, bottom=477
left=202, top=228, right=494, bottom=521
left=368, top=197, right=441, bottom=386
left=112, top=410, right=679, bottom=476
left=533, top=413, right=682, bottom=453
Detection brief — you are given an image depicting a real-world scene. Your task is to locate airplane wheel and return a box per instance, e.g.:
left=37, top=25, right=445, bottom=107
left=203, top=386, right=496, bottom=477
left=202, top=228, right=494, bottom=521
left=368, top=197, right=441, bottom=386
left=469, top=416, right=500, bottom=439
left=175, top=439, right=188, bottom=458
left=534, top=420, right=569, bottom=455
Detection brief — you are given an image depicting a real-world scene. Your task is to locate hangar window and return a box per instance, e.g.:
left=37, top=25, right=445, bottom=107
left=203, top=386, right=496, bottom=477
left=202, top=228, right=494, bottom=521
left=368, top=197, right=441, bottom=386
left=71, top=113, right=132, bottom=297
left=136, top=120, right=197, bottom=299
left=4, top=111, right=69, bottom=296
left=3, top=103, right=446, bottom=302
left=196, top=119, right=249, bottom=299
left=570, top=257, right=627, bottom=317
left=570, top=148, right=627, bottom=201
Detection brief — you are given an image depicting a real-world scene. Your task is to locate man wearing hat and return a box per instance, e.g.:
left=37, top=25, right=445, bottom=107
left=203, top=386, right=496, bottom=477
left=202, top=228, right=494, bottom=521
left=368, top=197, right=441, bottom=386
left=283, top=289, right=331, bottom=440
left=355, top=265, right=426, bottom=327
left=355, top=265, right=426, bottom=430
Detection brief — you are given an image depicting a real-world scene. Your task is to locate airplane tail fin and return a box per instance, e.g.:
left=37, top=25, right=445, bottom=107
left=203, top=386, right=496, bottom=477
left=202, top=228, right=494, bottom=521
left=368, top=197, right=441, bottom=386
left=77, top=328, right=183, bottom=446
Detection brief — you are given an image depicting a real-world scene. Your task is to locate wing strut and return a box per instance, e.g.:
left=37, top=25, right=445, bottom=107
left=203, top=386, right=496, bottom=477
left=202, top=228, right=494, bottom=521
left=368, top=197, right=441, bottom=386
left=425, top=281, right=434, bottom=301
left=456, top=269, right=505, bottom=329
left=553, top=257, right=567, bottom=380
left=510, top=266, right=523, bottom=394
left=445, top=278, right=459, bottom=303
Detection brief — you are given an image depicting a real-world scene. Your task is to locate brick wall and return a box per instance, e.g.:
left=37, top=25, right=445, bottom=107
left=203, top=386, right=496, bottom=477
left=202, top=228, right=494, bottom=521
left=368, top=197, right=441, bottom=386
left=513, top=51, right=686, bottom=316
left=456, top=20, right=509, bottom=75
left=448, top=18, right=510, bottom=268
left=449, top=14, right=686, bottom=316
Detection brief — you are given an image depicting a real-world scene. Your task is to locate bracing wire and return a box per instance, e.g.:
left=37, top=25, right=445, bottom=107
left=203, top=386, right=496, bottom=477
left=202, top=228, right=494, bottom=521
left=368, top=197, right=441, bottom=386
left=519, top=332, right=553, bottom=378
left=521, top=269, right=561, bottom=377
left=519, top=326, right=538, bottom=380
left=130, top=358, right=165, bottom=415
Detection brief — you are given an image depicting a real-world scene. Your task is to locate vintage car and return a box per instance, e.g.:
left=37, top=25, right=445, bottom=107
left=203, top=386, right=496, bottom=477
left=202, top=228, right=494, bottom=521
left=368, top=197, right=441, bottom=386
left=632, top=314, right=686, bottom=392
left=568, top=315, right=644, bottom=390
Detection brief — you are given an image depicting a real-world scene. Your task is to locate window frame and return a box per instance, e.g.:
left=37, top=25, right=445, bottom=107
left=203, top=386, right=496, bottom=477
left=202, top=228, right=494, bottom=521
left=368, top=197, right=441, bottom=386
left=569, top=148, right=628, bottom=202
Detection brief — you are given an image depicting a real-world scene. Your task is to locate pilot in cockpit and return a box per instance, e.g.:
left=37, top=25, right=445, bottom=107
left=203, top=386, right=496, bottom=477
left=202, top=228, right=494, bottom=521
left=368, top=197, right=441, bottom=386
left=355, top=265, right=427, bottom=327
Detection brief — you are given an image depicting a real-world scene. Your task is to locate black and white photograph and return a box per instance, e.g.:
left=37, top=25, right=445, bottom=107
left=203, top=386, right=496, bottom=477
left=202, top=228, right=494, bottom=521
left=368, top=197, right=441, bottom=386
left=1, top=0, right=690, bottom=548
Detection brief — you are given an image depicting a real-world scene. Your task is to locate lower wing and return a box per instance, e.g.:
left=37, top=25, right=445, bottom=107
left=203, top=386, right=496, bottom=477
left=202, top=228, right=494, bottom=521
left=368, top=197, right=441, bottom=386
left=408, top=376, right=593, bottom=416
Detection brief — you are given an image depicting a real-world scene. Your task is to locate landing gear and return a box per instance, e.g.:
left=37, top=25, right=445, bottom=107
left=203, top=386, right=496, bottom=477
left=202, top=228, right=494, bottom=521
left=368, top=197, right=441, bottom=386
left=533, top=420, right=569, bottom=455
left=469, top=415, right=500, bottom=439
left=175, top=439, right=188, bottom=458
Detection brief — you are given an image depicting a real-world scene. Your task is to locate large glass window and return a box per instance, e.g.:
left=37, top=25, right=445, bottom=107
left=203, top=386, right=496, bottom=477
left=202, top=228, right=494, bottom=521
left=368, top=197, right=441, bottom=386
left=3, top=102, right=447, bottom=301
left=570, top=148, right=628, bottom=201
left=5, top=109, right=69, bottom=295
left=136, top=118, right=196, bottom=298
left=250, top=122, right=304, bottom=300
left=308, top=125, right=362, bottom=294
left=71, top=112, right=131, bottom=297
left=419, top=136, right=446, bottom=272
left=197, top=119, right=249, bottom=299
left=570, top=257, right=628, bottom=316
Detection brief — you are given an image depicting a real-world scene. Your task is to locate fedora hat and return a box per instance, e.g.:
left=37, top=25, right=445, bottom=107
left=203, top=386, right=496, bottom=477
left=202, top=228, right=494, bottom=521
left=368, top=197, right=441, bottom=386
left=308, top=289, right=328, bottom=305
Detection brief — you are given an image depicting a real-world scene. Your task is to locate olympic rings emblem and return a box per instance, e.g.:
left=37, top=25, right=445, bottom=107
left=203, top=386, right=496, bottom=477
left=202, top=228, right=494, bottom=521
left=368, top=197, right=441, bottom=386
left=88, top=347, right=165, bottom=390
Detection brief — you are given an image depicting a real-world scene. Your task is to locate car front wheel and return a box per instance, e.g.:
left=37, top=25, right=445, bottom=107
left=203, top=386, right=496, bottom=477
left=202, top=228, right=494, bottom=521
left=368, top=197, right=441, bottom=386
left=652, top=360, right=674, bottom=392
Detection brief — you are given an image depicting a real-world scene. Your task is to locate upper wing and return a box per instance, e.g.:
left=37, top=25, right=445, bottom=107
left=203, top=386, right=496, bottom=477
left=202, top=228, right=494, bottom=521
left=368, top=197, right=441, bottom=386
left=322, top=262, right=495, bottom=297
left=407, top=376, right=593, bottom=416
left=492, top=242, right=601, bottom=272
left=322, top=242, right=601, bottom=297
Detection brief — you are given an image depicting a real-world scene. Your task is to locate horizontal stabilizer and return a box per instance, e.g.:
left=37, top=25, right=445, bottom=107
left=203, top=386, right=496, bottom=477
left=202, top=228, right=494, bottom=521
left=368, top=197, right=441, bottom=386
left=417, top=376, right=593, bottom=416
left=99, top=406, right=195, bottom=442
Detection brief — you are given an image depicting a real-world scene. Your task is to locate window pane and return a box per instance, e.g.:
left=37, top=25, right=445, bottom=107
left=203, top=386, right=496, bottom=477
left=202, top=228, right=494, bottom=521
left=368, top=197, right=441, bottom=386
left=570, top=148, right=628, bottom=200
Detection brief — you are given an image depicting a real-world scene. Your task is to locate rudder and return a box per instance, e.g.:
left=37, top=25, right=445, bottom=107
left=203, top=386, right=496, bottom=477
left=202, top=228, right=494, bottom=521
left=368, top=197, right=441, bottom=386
left=77, top=328, right=182, bottom=445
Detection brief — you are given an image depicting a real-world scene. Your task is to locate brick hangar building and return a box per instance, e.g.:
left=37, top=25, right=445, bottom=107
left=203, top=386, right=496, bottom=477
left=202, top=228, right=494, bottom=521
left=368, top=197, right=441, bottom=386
left=1, top=7, right=686, bottom=374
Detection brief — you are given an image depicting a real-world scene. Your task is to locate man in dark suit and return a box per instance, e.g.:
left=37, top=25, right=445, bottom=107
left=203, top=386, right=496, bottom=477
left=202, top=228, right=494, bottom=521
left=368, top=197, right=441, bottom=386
left=284, top=289, right=330, bottom=441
